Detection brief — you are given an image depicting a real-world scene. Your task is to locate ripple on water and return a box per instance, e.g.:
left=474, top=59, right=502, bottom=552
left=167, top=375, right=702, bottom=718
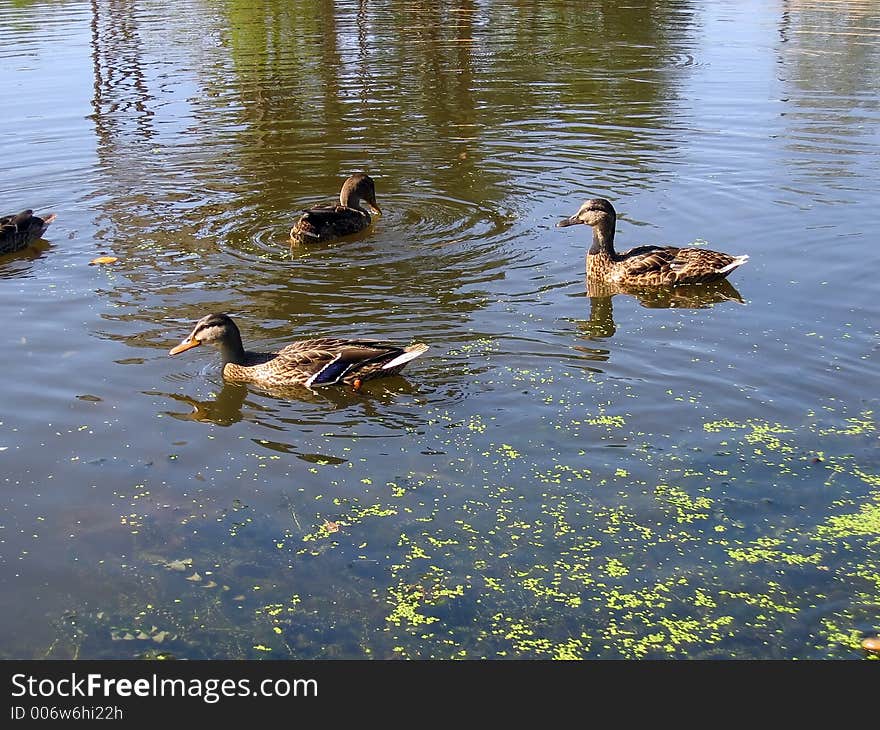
left=226, top=190, right=519, bottom=265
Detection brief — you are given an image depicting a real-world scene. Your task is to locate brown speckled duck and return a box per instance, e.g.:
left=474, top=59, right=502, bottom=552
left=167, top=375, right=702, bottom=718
left=289, top=173, right=381, bottom=244
left=557, top=198, right=748, bottom=286
left=1, top=210, right=56, bottom=255
left=169, top=313, right=428, bottom=390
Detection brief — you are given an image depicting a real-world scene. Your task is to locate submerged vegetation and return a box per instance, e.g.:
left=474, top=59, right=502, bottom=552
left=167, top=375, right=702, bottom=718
left=32, top=375, right=880, bottom=659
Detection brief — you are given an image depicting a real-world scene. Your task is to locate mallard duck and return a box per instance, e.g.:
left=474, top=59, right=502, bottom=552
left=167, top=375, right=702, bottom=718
left=1, top=210, right=56, bottom=255
left=168, top=313, right=428, bottom=390
left=289, top=173, right=381, bottom=244
left=557, top=198, right=748, bottom=286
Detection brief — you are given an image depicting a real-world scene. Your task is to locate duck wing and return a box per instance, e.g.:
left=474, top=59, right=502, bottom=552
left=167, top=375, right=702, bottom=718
left=617, top=245, right=680, bottom=275
left=275, top=338, right=423, bottom=388
left=618, top=245, right=745, bottom=284
left=666, top=248, right=744, bottom=276
left=290, top=205, right=368, bottom=241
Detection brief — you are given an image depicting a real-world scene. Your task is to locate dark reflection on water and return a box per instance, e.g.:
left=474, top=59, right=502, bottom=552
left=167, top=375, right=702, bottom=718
left=0, top=239, right=55, bottom=279
left=3, top=0, right=880, bottom=659
left=154, top=383, right=250, bottom=426
left=575, top=279, right=745, bottom=361
left=153, top=370, right=430, bottom=430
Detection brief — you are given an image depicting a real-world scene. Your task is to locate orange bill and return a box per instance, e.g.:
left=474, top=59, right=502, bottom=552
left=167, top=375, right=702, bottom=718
left=169, top=339, right=200, bottom=356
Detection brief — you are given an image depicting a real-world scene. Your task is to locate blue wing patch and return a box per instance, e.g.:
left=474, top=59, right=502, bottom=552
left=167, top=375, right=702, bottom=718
left=308, top=356, right=351, bottom=386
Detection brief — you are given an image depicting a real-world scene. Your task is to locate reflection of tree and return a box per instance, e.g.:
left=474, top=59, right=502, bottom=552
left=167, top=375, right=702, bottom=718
left=208, top=0, right=698, bottom=202
left=779, top=0, right=879, bottom=101
left=85, top=1, right=702, bottom=355
left=777, top=1, right=880, bottom=179
left=90, top=0, right=156, bottom=153
left=209, top=0, right=494, bottom=202
left=89, top=0, right=700, bottom=217
left=222, top=0, right=346, bottom=178
left=478, top=1, right=698, bottom=158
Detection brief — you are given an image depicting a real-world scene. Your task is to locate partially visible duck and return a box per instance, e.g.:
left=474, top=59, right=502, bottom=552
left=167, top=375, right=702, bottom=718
left=290, top=173, right=381, bottom=244
left=1, top=210, right=56, bottom=255
left=169, top=313, right=428, bottom=390
left=557, top=198, right=748, bottom=286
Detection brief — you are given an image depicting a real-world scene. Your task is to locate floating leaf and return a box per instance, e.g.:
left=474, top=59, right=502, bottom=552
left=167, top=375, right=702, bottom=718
left=164, top=558, right=193, bottom=572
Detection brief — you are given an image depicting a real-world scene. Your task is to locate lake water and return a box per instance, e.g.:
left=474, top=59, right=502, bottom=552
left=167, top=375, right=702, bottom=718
left=2, top=0, right=879, bottom=659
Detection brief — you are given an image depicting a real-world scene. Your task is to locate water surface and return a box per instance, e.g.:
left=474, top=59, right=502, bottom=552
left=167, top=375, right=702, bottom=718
left=2, top=0, right=879, bottom=659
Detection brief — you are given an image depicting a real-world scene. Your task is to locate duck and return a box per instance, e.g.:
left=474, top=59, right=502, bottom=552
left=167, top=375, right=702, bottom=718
left=557, top=198, right=748, bottom=286
left=168, top=313, right=428, bottom=390
left=1, top=210, right=56, bottom=255
left=289, top=173, right=381, bottom=244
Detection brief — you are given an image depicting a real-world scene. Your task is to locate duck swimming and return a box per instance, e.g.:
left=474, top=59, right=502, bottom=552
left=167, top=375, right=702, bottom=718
left=1, top=210, right=56, bottom=255
left=557, top=198, right=748, bottom=286
left=290, top=173, right=381, bottom=244
left=169, top=313, right=428, bottom=390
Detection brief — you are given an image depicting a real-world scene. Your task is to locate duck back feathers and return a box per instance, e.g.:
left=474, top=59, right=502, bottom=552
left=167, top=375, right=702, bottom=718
left=1, top=210, right=56, bottom=255
left=290, top=173, right=381, bottom=244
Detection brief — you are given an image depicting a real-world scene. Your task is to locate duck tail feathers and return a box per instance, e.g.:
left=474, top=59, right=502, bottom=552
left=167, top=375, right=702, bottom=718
left=382, top=343, right=429, bottom=370
left=717, top=255, right=749, bottom=274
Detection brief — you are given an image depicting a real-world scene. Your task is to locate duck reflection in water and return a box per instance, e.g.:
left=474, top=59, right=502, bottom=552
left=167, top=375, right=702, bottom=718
left=159, top=382, right=250, bottom=426
left=157, top=373, right=423, bottom=428
left=577, top=278, right=745, bottom=361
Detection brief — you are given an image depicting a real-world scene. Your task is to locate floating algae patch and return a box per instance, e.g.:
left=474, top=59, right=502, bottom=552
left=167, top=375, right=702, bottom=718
left=599, top=578, right=737, bottom=659
left=726, top=536, right=823, bottom=566
left=703, top=418, right=796, bottom=455
left=29, top=397, right=880, bottom=659
left=816, top=501, right=880, bottom=543
left=816, top=410, right=876, bottom=438
left=654, top=484, right=713, bottom=524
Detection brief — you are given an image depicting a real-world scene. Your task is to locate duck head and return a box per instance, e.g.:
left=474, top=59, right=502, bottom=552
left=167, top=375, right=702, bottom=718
left=340, top=173, right=381, bottom=215
left=169, top=313, right=243, bottom=357
left=556, top=198, right=616, bottom=229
